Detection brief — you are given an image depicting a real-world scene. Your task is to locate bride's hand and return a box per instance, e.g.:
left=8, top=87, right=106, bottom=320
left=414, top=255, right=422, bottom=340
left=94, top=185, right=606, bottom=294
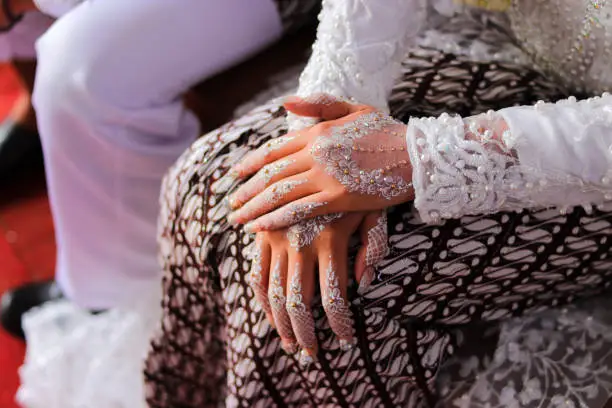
left=248, top=210, right=388, bottom=366
left=226, top=95, right=414, bottom=232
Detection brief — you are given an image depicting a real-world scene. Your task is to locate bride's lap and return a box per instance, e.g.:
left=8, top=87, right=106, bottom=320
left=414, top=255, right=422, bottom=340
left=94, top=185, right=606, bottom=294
left=144, top=47, right=612, bottom=407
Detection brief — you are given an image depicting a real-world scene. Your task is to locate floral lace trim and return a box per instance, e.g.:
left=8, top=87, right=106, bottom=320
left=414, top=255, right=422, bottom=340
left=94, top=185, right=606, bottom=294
left=289, top=0, right=426, bottom=130
left=407, top=94, right=612, bottom=223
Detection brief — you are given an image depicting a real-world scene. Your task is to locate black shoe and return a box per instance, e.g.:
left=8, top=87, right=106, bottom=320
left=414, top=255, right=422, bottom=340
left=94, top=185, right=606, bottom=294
left=0, top=119, right=42, bottom=179
left=0, top=280, right=64, bottom=340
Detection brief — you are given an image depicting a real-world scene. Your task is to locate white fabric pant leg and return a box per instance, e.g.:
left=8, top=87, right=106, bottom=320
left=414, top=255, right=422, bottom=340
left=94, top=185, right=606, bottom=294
left=33, top=0, right=283, bottom=309
left=0, top=11, right=53, bottom=62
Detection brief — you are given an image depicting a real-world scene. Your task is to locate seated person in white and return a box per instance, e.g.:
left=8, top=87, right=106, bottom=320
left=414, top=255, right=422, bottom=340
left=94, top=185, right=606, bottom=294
left=0, top=0, right=319, bottom=333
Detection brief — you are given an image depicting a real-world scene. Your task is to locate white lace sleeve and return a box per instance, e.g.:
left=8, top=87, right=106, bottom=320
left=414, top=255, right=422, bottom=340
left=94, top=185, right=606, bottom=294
left=288, top=0, right=426, bottom=130
left=407, top=93, right=612, bottom=223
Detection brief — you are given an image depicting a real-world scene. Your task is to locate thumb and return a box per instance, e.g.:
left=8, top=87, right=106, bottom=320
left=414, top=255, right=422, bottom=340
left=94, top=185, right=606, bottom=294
left=283, top=93, right=365, bottom=121
left=355, top=211, right=389, bottom=295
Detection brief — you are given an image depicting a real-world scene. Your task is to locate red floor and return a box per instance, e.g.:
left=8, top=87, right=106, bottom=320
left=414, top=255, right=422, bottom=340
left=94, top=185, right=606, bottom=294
left=0, top=64, right=55, bottom=408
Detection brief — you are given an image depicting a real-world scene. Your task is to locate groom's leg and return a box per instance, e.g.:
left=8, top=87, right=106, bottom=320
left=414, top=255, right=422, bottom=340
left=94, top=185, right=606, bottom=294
left=33, top=0, right=283, bottom=308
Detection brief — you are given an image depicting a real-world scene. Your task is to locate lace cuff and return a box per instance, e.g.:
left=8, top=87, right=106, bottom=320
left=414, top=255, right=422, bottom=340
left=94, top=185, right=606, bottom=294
left=289, top=0, right=426, bottom=130
left=407, top=94, right=612, bottom=223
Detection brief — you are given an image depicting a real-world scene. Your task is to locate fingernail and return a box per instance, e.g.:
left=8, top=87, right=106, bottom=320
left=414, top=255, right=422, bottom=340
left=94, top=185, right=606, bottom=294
left=299, top=349, right=317, bottom=366
left=281, top=341, right=299, bottom=355
left=267, top=319, right=276, bottom=331
left=357, top=267, right=375, bottom=295
left=227, top=213, right=238, bottom=225
left=281, top=95, right=301, bottom=105
left=244, top=222, right=257, bottom=234
left=225, top=196, right=239, bottom=210
left=339, top=337, right=358, bottom=351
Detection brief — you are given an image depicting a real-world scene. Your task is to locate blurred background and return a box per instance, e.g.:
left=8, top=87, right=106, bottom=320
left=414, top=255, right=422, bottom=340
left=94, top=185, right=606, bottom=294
left=0, top=24, right=314, bottom=407
left=0, top=62, right=54, bottom=408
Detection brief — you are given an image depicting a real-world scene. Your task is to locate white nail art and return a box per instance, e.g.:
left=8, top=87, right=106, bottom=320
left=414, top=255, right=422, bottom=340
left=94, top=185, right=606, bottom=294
left=339, top=338, right=358, bottom=351
left=323, top=257, right=356, bottom=347
left=283, top=201, right=327, bottom=225
left=311, top=111, right=412, bottom=200
left=358, top=212, right=389, bottom=294
left=266, top=179, right=307, bottom=205
left=269, top=258, right=287, bottom=310
left=260, top=158, right=295, bottom=185
left=286, top=263, right=317, bottom=351
left=269, top=257, right=296, bottom=344
left=252, top=201, right=328, bottom=231
left=302, top=93, right=344, bottom=106
left=261, top=135, right=295, bottom=156
left=299, top=349, right=316, bottom=366
left=287, top=213, right=344, bottom=250
left=357, top=267, right=375, bottom=296
left=248, top=242, right=272, bottom=316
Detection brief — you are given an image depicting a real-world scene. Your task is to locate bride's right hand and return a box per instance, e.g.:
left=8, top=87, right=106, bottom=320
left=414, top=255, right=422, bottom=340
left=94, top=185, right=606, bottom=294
left=247, top=210, right=388, bottom=366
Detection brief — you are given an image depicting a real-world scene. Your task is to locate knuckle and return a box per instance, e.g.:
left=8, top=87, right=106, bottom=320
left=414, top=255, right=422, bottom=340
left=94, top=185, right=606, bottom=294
left=312, top=121, right=331, bottom=134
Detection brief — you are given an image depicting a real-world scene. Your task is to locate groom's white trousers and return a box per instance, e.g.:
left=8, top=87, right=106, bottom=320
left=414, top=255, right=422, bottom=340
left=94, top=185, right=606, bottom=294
left=32, top=0, right=283, bottom=308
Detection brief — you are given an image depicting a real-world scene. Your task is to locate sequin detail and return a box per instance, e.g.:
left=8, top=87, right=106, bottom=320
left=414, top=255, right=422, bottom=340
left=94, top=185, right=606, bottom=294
left=261, top=135, right=295, bottom=155
left=269, top=257, right=297, bottom=346
left=266, top=179, right=307, bottom=205
left=311, top=111, right=413, bottom=200
left=287, top=213, right=344, bottom=250
left=247, top=241, right=273, bottom=318
left=322, top=258, right=356, bottom=348
left=407, top=95, right=612, bottom=224
left=260, top=159, right=295, bottom=185
left=286, top=263, right=318, bottom=352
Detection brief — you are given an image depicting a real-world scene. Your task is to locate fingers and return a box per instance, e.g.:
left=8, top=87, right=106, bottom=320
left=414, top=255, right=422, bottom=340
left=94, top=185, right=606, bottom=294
left=268, top=253, right=298, bottom=354
left=231, top=133, right=306, bottom=181
left=248, top=235, right=273, bottom=327
left=283, top=93, right=366, bottom=121
left=286, top=252, right=318, bottom=366
left=355, top=211, right=389, bottom=295
left=244, top=193, right=333, bottom=233
left=318, top=253, right=357, bottom=351
left=228, top=154, right=307, bottom=211
left=229, top=174, right=316, bottom=225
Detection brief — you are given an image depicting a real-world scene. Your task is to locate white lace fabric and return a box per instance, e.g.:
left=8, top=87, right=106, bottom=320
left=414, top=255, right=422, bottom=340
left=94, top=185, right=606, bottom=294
left=287, top=0, right=427, bottom=130
left=17, top=287, right=160, bottom=408
left=439, top=299, right=612, bottom=408
left=407, top=93, right=612, bottom=223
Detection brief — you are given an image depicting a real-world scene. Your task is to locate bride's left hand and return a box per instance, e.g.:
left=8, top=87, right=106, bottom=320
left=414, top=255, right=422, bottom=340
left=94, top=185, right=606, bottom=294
left=248, top=210, right=389, bottom=365
left=226, top=95, right=414, bottom=232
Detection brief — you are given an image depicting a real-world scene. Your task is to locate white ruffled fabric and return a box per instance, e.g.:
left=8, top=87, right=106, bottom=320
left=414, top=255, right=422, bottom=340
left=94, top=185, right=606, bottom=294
left=407, top=94, right=612, bottom=224
left=287, top=0, right=427, bottom=131
left=17, top=284, right=160, bottom=408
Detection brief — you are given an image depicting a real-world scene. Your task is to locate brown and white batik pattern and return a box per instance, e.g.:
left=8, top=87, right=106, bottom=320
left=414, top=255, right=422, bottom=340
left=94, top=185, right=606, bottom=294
left=143, top=46, right=612, bottom=408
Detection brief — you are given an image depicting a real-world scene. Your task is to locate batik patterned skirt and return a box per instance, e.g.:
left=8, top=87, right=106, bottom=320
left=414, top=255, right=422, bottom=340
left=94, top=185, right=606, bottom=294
left=143, top=38, right=612, bottom=408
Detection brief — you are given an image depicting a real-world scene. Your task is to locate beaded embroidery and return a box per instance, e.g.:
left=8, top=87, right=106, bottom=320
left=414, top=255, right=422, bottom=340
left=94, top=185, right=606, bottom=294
left=322, top=258, right=356, bottom=350
left=311, top=111, right=413, bottom=200
left=269, top=257, right=298, bottom=352
left=287, top=213, right=344, bottom=250
left=286, top=263, right=318, bottom=355
left=407, top=94, right=612, bottom=223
